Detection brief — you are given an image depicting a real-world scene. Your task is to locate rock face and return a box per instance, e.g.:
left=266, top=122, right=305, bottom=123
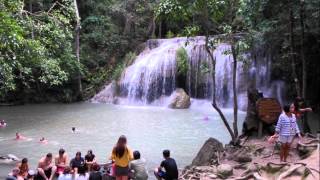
left=217, top=164, right=233, bottom=178
left=168, top=88, right=191, bottom=109
left=191, top=138, right=224, bottom=166
left=91, top=81, right=119, bottom=104
left=242, top=88, right=263, bottom=135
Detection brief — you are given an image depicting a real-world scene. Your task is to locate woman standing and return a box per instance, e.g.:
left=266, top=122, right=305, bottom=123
left=110, top=135, right=133, bottom=180
left=274, top=104, right=302, bottom=162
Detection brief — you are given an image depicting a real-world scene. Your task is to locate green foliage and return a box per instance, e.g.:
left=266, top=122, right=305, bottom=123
left=176, top=47, right=188, bottom=76
left=123, top=52, right=136, bottom=66
left=112, top=63, right=125, bottom=81
left=166, top=30, right=175, bottom=38
left=0, top=0, right=79, bottom=100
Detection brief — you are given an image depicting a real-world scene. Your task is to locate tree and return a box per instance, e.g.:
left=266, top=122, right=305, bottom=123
left=73, top=0, right=82, bottom=99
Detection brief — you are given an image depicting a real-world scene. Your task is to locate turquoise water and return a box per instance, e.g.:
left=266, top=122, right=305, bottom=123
left=0, top=102, right=245, bottom=178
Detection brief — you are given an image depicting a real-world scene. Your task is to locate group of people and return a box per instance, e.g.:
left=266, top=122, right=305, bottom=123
left=6, top=135, right=179, bottom=180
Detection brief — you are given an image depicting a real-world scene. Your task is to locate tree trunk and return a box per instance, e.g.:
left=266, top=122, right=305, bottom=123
left=73, top=0, right=82, bottom=99
left=29, top=1, right=34, bottom=39
left=158, top=20, right=162, bottom=38
left=205, top=36, right=236, bottom=143
left=289, top=2, right=301, bottom=97
left=300, top=0, right=307, bottom=99
left=231, top=44, right=239, bottom=139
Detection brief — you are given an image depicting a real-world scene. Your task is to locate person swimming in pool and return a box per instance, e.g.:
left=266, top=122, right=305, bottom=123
left=72, top=127, right=76, bottom=133
left=15, top=132, right=27, bottom=140
left=39, top=137, right=48, bottom=144
left=0, top=120, right=6, bottom=127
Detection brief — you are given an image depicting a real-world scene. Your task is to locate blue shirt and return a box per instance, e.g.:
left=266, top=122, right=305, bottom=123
left=275, top=113, right=300, bottom=136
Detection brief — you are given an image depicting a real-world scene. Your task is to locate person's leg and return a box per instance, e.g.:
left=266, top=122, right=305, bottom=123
left=284, top=143, right=291, bottom=162
left=74, top=167, right=78, bottom=174
left=37, top=168, right=48, bottom=180
left=303, top=116, right=311, bottom=133
left=48, top=166, right=57, bottom=180
left=154, top=168, right=163, bottom=180
left=280, top=143, right=285, bottom=162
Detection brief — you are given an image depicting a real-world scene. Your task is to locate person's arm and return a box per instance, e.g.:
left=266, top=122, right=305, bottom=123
left=295, top=120, right=301, bottom=138
left=275, top=115, right=283, bottom=135
left=299, top=108, right=312, bottom=112
left=65, top=155, right=69, bottom=167
left=128, top=148, right=134, bottom=161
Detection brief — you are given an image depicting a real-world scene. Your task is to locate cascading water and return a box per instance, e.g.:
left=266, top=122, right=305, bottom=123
left=92, top=36, right=284, bottom=108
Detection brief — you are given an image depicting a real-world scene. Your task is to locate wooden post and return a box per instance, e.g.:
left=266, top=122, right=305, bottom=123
left=258, top=120, right=263, bottom=138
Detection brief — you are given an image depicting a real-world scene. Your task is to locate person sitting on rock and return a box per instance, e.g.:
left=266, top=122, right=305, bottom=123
left=58, top=166, right=72, bottom=180
left=55, top=148, right=69, bottom=175
left=6, top=167, right=23, bottom=180
left=85, top=150, right=96, bottom=172
left=17, top=158, right=29, bottom=179
left=154, top=150, right=178, bottom=180
left=70, top=151, right=85, bottom=174
left=274, top=104, right=301, bottom=162
left=129, top=151, right=148, bottom=180
left=35, top=153, right=57, bottom=180
left=89, top=164, right=102, bottom=180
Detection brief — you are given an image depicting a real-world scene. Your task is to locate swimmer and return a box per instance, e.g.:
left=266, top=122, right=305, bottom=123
left=15, top=132, right=26, bottom=140
left=72, top=127, right=76, bottom=133
left=0, top=120, right=6, bottom=128
left=39, top=137, right=48, bottom=144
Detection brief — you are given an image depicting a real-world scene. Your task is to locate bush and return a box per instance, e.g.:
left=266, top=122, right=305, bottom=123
left=166, top=30, right=175, bottom=39
left=176, top=47, right=188, bottom=76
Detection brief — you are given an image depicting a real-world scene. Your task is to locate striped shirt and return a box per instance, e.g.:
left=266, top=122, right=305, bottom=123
left=275, top=113, right=300, bottom=136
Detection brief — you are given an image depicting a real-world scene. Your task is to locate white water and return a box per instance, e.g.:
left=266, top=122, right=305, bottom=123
left=94, top=36, right=285, bottom=108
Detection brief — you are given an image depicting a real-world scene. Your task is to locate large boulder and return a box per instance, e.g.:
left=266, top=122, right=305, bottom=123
left=168, top=88, right=191, bottom=109
left=91, top=80, right=119, bottom=104
left=191, top=138, right=224, bottom=166
left=217, top=164, right=233, bottom=178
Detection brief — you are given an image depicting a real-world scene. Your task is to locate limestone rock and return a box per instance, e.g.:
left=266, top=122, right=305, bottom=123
left=91, top=80, right=119, bottom=104
left=168, top=88, right=191, bottom=109
left=234, top=152, right=252, bottom=163
left=191, top=138, right=223, bottom=166
left=217, top=164, right=233, bottom=178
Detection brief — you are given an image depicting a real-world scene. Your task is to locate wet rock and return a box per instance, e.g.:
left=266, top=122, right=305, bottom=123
left=91, top=80, right=119, bottom=104
left=192, top=138, right=224, bottom=166
left=234, top=152, right=252, bottom=163
left=168, top=88, right=191, bottom=109
left=217, top=164, right=233, bottom=178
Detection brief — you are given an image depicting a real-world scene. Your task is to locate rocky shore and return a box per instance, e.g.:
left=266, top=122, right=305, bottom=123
left=180, top=135, right=319, bottom=179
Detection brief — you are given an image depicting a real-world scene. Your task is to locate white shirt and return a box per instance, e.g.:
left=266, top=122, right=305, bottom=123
left=75, top=173, right=89, bottom=180
left=58, top=174, right=72, bottom=180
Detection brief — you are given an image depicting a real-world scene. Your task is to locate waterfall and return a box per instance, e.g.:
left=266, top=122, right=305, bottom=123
left=92, top=36, right=285, bottom=108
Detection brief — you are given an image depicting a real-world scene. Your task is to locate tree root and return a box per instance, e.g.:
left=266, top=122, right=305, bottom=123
left=276, top=164, right=303, bottom=180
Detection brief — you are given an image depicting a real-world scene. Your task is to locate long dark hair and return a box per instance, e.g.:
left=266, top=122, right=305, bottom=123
left=112, top=135, right=128, bottom=158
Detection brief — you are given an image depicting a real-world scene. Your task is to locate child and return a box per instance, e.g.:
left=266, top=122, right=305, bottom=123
left=274, top=104, right=301, bottom=162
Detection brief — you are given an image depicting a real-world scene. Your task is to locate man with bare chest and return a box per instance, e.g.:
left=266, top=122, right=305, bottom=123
left=35, top=153, right=57, bottom=180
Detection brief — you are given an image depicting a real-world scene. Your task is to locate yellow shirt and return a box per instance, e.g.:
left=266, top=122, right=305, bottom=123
left=111, top=147, right=133, bottom=167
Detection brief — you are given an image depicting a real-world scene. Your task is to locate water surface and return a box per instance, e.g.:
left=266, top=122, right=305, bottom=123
left=0, top=102, right=244, bottom=178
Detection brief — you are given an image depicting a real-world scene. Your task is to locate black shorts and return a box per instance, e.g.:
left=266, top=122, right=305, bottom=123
left=115, top=165, right=129, bottom=176
left=34, top=167, right=52, bottom=180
